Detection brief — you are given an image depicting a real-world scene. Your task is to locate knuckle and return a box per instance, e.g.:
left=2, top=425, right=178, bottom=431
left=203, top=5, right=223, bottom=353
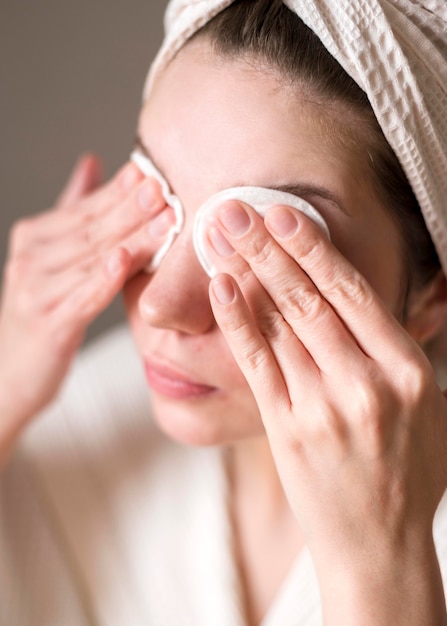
left=245, top=236, right=277, bottom=267
left=332, top=273, right=373, bottom=309
left=229, top=261, right=257, bottom=292
left=4, top=254, right=29, bottom=283
left=286, top=284, right=326, bottom=320
left=352, top=372, right=391, bottom=449
left=399, top=359, right=432, bottom=406
left=278, top=401, right=346, bottom=455
left=354, top=370, right=382, bottom=414
left=9, top=218, right=35, bottom=253
left=224, top=317, right=269, bottom=372
left=296, top=231, right=323, bottom=264
left=257, top=308, right=287, bottom=340
left=356, top=384, right=383, bottom=425
left=223, top=311, right=252, bottom=340
left=316, top=406, right=346, bottom=441
left=244, top=340, right=270, bottom=373
left=298, top=406, right=340, bottom=445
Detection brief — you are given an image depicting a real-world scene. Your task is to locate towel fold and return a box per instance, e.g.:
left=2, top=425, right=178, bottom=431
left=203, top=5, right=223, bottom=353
left=142, top=0, right=447, bottom=274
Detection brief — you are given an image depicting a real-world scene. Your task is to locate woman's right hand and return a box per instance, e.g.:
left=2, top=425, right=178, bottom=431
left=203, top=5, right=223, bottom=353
left=0, top=153, right=171, bottom=458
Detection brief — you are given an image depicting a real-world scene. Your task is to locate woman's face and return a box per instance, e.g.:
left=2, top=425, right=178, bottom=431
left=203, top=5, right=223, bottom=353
left=123, top=40, right=407, bottom=446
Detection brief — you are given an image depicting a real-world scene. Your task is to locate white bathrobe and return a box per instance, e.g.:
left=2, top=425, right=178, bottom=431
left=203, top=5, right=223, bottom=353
left=2, top=326, right=447, bottom=626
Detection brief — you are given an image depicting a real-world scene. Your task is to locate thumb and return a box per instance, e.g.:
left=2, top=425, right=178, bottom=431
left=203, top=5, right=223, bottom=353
left=56, top=153, right=103, bottom=208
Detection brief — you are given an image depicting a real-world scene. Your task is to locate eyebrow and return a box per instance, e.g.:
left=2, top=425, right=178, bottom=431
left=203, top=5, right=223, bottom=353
left=266, top=183, right=350, bottom=216
left=134, top=134, right=349, bottom=216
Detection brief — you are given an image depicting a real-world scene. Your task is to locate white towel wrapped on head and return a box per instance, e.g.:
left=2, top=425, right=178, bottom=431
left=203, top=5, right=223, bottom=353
left=139, top=0, right=447, bottom=275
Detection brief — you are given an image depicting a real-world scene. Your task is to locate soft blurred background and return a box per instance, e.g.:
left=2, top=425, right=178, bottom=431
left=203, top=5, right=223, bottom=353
left=0, top=0, right=167, bottom=342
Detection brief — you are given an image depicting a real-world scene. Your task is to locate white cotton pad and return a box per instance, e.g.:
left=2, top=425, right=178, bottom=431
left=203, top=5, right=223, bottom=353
left=130, top=149, right=185, bottom=272
left=130, top=150, right=330, bottom=277
left=192, top=187, right=330, bottom=278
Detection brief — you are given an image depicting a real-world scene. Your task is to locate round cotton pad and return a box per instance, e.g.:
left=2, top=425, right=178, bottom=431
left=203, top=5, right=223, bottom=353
left=130, top=149, right=185, bottom=272
left=193, top=187, right=330, bottom=278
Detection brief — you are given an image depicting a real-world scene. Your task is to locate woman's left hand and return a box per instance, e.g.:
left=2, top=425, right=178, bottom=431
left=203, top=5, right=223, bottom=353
left=207, top=200, right=447, bottom=624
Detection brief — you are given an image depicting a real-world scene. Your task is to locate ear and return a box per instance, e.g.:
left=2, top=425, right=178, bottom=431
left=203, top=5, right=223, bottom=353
left=405, top=271, right=447, bottom=345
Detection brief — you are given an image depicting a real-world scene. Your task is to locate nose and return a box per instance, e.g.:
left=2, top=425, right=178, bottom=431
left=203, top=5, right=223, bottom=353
left=138, top=229, right=215, bottom=335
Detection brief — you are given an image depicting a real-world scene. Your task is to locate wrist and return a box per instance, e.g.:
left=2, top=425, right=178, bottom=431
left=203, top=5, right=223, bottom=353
left=314, top=536, right=446, bottom=626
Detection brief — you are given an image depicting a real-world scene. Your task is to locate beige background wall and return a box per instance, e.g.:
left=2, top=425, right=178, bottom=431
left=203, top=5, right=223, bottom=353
left=1, top=0, right=167, bottom=342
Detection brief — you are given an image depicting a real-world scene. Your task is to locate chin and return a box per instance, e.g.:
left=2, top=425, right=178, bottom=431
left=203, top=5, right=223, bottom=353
left=151, top=393, right=262, bottom=448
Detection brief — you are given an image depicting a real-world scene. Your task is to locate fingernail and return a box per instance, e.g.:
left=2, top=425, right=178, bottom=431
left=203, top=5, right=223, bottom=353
left=138, top=178, right=158, bottom=211
left=118, top=163, right=140, bottom=192
left=219, top=202, right=251, bottom=236
left=212, top=276, right=236, bottom=305
left=148, top=209, right=174, bottom=239
left=208, top=226, right=235, bottom=257
left=267, top=207, right=299, bottom=238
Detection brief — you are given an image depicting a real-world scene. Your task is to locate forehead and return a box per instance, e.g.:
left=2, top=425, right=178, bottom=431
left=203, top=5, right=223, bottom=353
left=138, top=40, right=376, bottom=223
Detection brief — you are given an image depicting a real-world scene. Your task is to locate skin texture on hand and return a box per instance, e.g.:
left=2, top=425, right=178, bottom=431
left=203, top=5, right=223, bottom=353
left=207, top=200, right=447, bottom=623
left=0, top=152, right=174, bottom=466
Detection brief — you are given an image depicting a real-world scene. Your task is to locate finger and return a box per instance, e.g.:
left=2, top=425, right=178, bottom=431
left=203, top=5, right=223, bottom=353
left=264, top=205, right=418, bottom=363
left=8, top=161, right=145, bottom=258
left=209, top=273, right=291, bottom=416
left=25, top=205, right=176, bottom=314
left=51, top=247, right=131, bottom=330
left=206, top=227, right=321, bottom=405
left=208, top=201, right=364, bottom=375
left=46, top=203, right=174, bottom=281
left=15, top=174, right=166, bottom=272
left=55, top=160, right=145, bottom=219
left=10, top=256, right=103, bottom=316
left=85, top=175, right=165, bottom=248
left=56, top=153, right=103, bottom=208
left=123, top=206, right=176, bottom=275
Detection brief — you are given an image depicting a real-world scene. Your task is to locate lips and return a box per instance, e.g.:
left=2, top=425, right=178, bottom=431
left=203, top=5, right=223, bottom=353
left=144, top=358, right=217, bottom=400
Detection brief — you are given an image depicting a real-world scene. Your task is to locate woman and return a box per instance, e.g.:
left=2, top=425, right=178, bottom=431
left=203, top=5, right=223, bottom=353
left=1, top=0, right=447, bottom=624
